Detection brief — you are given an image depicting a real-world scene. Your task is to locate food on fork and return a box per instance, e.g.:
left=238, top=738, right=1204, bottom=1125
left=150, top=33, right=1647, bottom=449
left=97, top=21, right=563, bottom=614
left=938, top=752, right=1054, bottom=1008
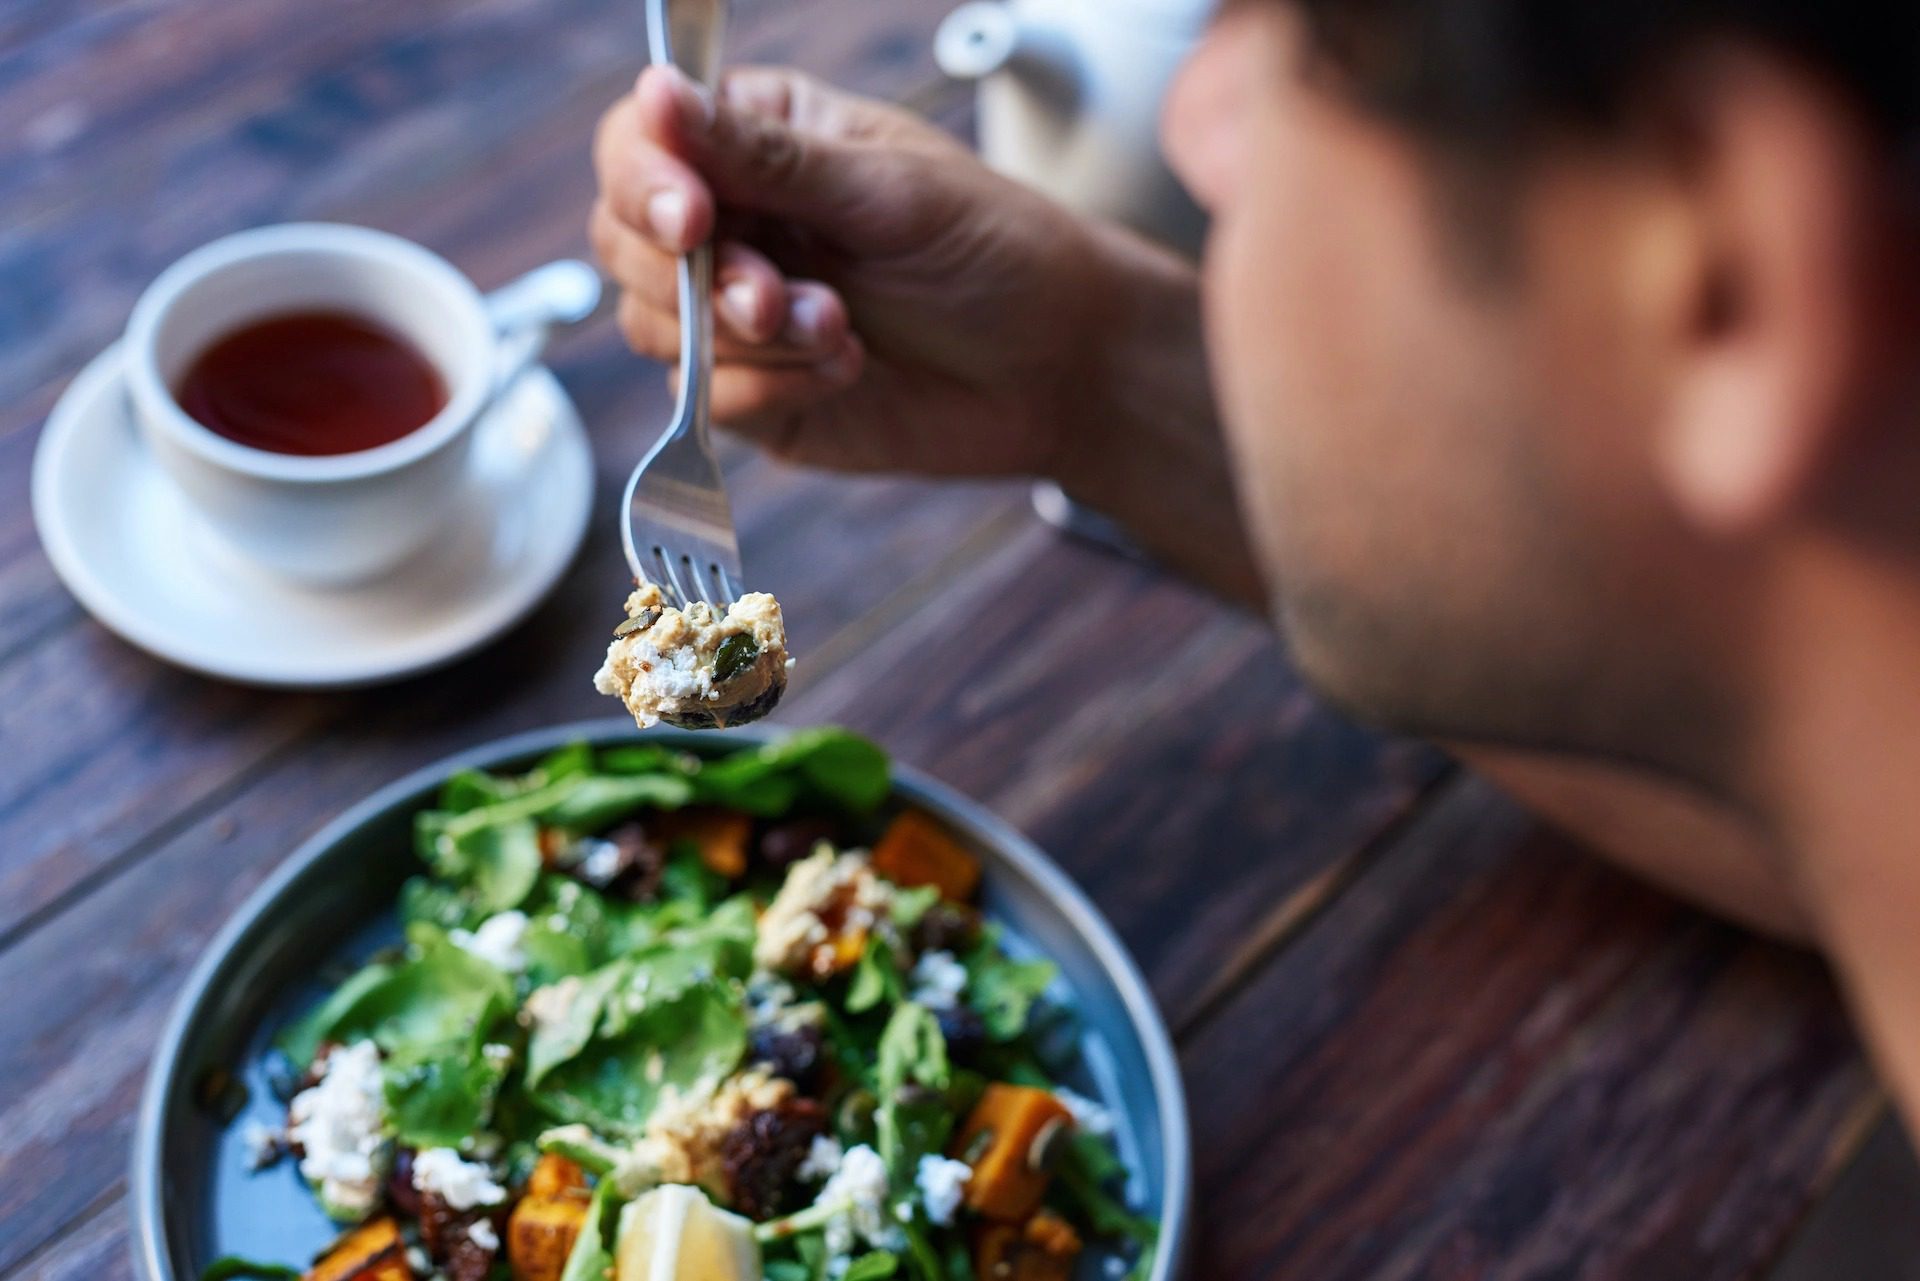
left=594, top=584, right=789, bottom=730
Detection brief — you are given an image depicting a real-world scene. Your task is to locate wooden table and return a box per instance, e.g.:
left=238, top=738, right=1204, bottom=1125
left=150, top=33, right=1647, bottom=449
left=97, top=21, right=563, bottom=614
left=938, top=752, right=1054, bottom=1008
left=4, top=2, right=1915, bottom=1277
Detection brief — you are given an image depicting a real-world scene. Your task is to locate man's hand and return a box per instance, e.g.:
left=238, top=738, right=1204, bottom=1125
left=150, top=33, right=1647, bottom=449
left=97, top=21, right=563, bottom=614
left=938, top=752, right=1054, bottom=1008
left=592, top=64, right=1121, bottom=478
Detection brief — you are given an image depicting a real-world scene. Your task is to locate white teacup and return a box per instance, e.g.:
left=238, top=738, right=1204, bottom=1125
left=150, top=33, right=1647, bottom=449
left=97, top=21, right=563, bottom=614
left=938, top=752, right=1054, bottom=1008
left=124, top=223, right=598, bottom=586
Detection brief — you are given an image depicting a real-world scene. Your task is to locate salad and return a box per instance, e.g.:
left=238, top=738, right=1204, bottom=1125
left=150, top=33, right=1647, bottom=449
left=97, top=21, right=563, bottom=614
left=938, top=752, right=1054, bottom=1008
left=226, top=730, right=1156, bottom=1281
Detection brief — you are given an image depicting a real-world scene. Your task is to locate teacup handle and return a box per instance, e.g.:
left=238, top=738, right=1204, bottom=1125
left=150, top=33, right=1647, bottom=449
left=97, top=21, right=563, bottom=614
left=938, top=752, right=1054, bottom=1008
left=483, top=259, right=603, bottom=393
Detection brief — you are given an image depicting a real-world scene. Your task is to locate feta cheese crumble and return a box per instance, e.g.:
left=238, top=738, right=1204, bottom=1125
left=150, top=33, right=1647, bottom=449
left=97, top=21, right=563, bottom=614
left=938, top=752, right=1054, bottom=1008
left=286, top=1040, right=387, bottom=1218
left=595, top=585, right=789, bottom=730
left=908, top=949, right=967, bottom=1010
left=796, top=1134, right=844, bottom=1183
left=914, top=1154, right=972, bottom=1226
left=813, top=1143, right=903, bottom=1259
left=450, top=910, right=530, bottom=973
left=240, top=1119, right=285, bottom=1171
left=1055, top=1087, right=1116, bottom=1137
left=467, top=1220, right=500, bottom=1252
left=412, top=1147, right=508, bottom=1210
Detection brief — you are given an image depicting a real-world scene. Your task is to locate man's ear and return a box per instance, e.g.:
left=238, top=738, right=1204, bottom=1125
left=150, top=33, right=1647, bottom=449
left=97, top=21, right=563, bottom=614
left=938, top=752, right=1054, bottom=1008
left=1652, top=47, right=1903, bottom=536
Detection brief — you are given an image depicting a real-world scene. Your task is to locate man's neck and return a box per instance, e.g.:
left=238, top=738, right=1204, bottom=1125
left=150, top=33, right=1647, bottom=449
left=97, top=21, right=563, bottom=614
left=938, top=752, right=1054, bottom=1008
left=1755, top=535, right=1920, bottom=1129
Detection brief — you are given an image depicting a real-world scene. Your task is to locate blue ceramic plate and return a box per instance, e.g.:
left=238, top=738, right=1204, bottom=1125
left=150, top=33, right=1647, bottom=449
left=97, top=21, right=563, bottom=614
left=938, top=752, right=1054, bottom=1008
left=133, top=721, right=1190, bottom=1280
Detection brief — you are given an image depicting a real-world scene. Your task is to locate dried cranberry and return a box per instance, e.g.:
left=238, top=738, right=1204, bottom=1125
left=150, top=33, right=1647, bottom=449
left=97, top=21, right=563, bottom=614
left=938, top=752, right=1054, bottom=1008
left=418, top=1191, right=501, bottom=1281
left=756, top=818, right=839, bottom=871
left=719, top=1097, right=828, bottom=1220
left=748, top=1020, right=827, bottom=1093
left=442, top=1220, right=499, bottom=1281
left=417, top=1190, right=461, bottom=1260
left=387, top=1148, right=421, bottom=1218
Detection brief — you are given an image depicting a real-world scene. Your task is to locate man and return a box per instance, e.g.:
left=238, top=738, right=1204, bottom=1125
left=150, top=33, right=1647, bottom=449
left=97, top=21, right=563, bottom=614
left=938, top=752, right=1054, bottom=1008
left=591, top=1, right=1920, bottom=1129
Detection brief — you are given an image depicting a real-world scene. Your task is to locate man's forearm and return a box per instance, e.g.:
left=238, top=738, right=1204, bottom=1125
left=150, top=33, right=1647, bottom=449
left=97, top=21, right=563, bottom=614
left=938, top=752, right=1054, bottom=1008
left=1053, top=222, right=1269, bottom=608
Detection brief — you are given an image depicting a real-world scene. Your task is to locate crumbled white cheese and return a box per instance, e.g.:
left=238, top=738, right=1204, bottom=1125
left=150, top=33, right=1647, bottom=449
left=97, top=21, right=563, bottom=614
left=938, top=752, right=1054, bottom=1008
left=578, top=838, right=625, bottom=886
left=406, top=1247, right=432, bottom=1275
left=908, top=949, right=967, bottom=1010
left=287, top=1040, right=387, bottom=1216
left=814, top=1143, right=903, bottom=1259
left=797, top=1134, right=844, bottom=1183
left=1055, top=1086, right=1116, bottom=1137
left=467, top=1220, right=500, bottom=1252
left=914, top=1154, right=972, bottom=1226
left=413, top=1147, right=508, bottom=1210
left=754, top=849, right=895, bottom=977
left=450, top=910, right=530, bottom=973
left=240, top=1119, right=284, bottom=1171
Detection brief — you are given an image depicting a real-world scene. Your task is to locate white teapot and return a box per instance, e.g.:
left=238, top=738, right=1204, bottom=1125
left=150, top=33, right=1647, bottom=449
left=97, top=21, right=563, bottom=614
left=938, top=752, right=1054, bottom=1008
left=935, top=0, right=1214, bottom=255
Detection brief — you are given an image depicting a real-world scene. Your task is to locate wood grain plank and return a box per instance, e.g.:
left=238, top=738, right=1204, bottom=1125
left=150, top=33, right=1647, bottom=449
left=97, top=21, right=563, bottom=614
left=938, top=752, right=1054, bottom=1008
left=1766, top=1114, right=1920, bottom=1281
left=1182, top=776, right=1875, bottom=1281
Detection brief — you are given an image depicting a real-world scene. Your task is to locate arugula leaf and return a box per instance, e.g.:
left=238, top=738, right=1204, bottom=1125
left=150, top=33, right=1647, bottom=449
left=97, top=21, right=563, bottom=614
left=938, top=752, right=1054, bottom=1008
left=532, top=979, right=746, bottom=1137
left=659, top=846, right=726, bottom=911
left=384, top=1043, right=511, bottom=1148
left=888, top=885, right=940, bottom=932
left=875, top=1004, right=950, bottom=1182
left=526, top=961, right=631, bottom=1087
left=841, top=1252, right=900, bottom=1281
left=1052, top=1131, right=1159, bottom=1246
left=846, top=936, right=905, bottom=1015
left=440, top=768, right=513, bottom=813
left=597, top=743, right=697, bottom=777
left=963, top=930, right=1058, bottom=1041
left=557, top=1176, right=622, bottom=1281
left=398, top=876, right=484, bottom=933
left=278, top=930, right=513, bottom=1066
left=199, top=1257, right=300, bottom=1281
left=692, top=728, right=889, bottom=816
left=539, top=773, right=695, bottom=832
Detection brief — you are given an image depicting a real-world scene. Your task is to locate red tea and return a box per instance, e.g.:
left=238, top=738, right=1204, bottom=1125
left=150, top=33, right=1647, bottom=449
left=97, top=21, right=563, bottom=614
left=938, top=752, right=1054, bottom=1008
left=175, top=311, right=448, bottom=456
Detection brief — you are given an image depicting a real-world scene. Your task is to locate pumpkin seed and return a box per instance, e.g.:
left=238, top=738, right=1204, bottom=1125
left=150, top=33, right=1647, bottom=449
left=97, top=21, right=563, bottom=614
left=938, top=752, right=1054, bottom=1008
left=1027, top=1116, right=1069, bottom=1172
left=613, top=607, right=662, bottom=637
left=712, top=633, right=759, bottom=683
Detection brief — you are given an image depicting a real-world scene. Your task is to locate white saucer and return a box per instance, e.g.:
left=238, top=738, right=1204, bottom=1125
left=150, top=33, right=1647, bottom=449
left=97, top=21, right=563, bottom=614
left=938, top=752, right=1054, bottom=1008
left=31, top=341, right=594, bottom=688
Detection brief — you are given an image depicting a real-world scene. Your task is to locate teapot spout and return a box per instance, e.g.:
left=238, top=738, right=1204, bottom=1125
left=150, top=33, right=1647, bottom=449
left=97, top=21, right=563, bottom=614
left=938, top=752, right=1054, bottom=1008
left=934, top=2, right=1026, bottom=80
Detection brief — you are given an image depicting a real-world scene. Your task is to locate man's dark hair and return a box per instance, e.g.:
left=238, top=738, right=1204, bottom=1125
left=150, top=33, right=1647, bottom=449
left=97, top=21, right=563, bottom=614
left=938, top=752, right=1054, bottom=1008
left=1291, top=1, right=1920, bottom=161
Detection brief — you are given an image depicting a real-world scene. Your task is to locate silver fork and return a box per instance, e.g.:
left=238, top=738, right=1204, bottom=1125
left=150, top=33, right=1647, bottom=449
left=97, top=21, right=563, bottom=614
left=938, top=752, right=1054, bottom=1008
left=621, top=0, right=741, bottom=610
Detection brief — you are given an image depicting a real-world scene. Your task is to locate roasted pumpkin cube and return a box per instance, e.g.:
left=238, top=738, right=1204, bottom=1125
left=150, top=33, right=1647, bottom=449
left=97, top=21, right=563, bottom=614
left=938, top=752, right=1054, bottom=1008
left=873, top=811, right=982, bottom=902
left=507, top=1187, right=590, bottom=1281
left=656, top=808, right=754, bottom=879
left=306, top=1217, right=410, bottom=1281
left=951, top=1084, right=1075, bottom=1221
left=524, top=1153, right=590, bottom=1202
left=971, top=1211, right=1082, bottom=1281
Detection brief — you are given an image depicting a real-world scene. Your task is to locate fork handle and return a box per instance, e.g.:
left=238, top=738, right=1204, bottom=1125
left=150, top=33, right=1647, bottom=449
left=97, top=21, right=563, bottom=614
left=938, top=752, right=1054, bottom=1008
left=648, top=0, right=726, bottom=447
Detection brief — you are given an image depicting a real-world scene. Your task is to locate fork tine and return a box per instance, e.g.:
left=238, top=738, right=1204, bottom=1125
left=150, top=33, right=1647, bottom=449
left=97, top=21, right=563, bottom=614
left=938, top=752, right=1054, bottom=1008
left=655, top=547, right=694, bottom=608
left=690, top=558, right=731, bottom=608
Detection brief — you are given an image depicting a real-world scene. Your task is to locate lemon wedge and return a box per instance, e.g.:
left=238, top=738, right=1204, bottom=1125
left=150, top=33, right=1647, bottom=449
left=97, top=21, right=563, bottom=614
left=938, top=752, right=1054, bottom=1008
left=614, top=1184, right=762, bottom=1281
